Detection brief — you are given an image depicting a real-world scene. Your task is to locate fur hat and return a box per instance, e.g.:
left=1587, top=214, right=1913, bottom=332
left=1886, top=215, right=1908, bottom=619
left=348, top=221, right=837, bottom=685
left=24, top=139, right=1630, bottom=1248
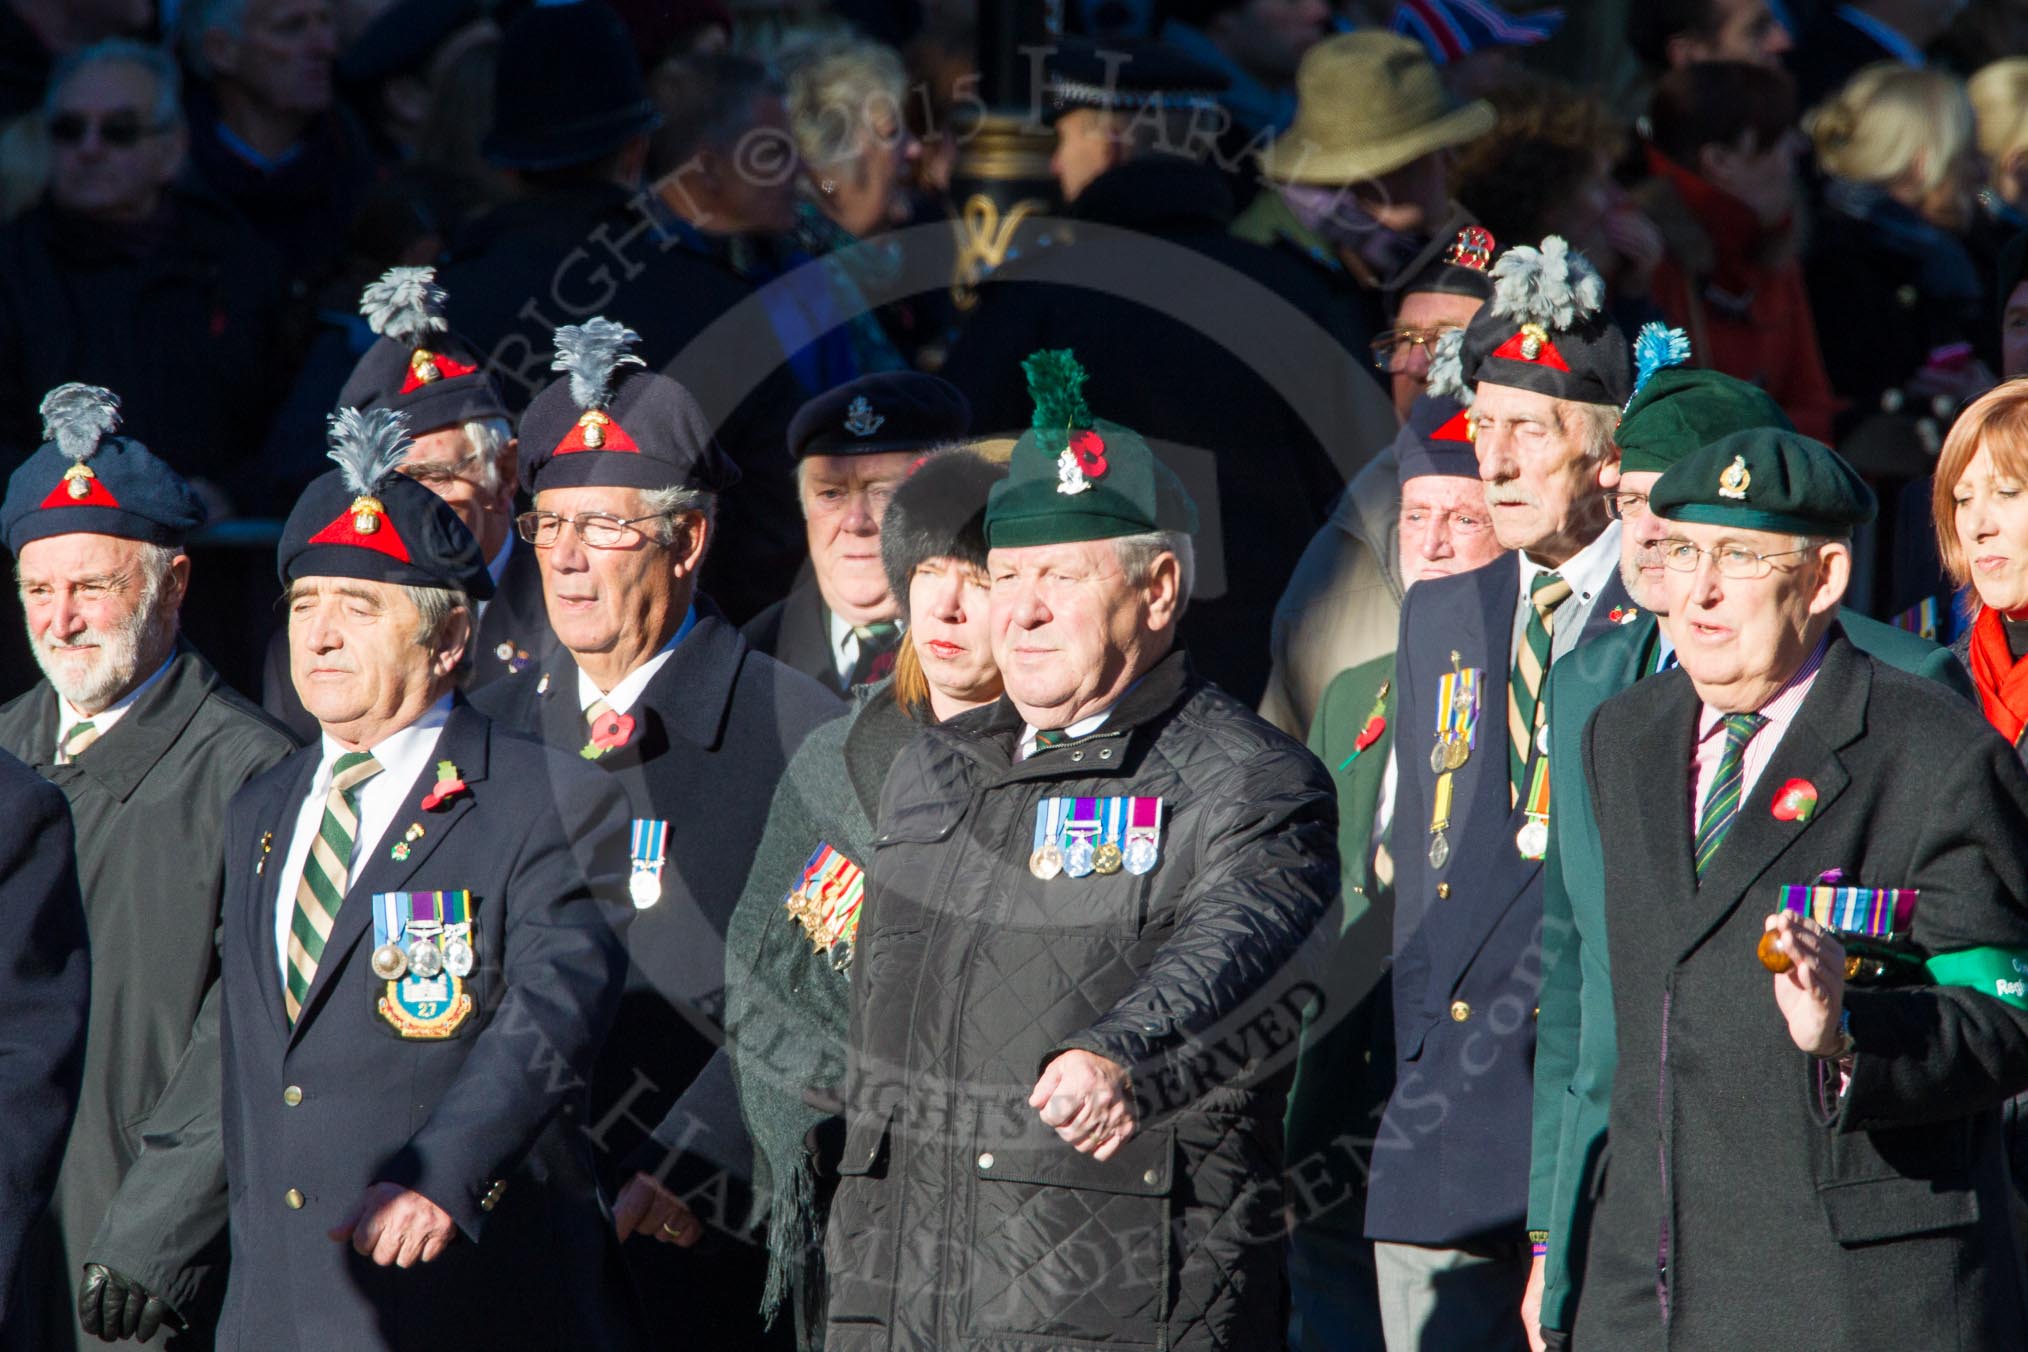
left=880, top=449, right=1010, bottom=618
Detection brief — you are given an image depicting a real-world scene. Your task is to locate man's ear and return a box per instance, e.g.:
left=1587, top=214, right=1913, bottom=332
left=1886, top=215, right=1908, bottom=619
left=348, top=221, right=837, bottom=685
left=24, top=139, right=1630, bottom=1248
left=1808, top=543, right=1852, bottom=618
left=434, top=606, right=474, bottom=677
left=669, top=513, right=711, bottom=581
left=1141, top=551, right=1183, bottom=632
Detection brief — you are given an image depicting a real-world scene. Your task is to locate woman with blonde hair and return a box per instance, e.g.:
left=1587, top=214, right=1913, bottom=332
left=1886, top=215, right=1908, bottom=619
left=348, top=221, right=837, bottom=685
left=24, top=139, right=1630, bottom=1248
left=1805, top=63, right=1991, bottom=451
left=721, top=444, right=1008, bottom=1349
left=781, top=35, right=921, bottom=240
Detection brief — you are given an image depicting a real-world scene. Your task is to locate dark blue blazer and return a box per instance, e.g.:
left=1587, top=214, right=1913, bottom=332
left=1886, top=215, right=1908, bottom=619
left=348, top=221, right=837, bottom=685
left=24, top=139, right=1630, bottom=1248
left=1366, top=552, right=1630, bottom=1246
left=0, top=751, right=85, bottom=1335
left=211, top=701, right=643, bottom=1351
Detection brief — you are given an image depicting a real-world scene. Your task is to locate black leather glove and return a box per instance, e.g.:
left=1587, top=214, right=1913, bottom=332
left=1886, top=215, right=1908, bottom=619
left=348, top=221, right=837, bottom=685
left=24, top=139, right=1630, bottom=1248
left=77, top=1263, right=182, bottom=1343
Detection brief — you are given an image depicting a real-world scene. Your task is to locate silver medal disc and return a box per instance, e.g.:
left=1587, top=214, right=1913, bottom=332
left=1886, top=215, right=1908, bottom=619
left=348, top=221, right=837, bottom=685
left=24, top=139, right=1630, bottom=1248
left=1536, top=723, right=1550, bottom=758
left=630, top=870, right=662, bottom=909
left=1429, top=739, right=1450, bottom=774
left=1428, top=830, right=1451, bottom=870
left=1124, top=836, right=1158, bottom=876
left=1065, top=836, right=1096, bottom=878
left=1516, top=818, right=1549, bottom=860
left=444, top=937, right=474, bottom=979
left=407, top=939, right=444, bottom=979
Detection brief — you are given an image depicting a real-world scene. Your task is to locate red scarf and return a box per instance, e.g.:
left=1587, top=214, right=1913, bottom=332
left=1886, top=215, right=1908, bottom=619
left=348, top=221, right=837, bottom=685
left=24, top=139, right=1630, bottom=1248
left=1968, top=606, right=2028, bottom=746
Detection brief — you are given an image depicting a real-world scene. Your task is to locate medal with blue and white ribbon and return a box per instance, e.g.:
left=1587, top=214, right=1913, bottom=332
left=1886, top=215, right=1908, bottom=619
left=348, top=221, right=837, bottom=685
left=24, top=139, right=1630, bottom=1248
left=630, top=818, right=668, bottom=908
left=1030, top=797, right=1068, bottom=879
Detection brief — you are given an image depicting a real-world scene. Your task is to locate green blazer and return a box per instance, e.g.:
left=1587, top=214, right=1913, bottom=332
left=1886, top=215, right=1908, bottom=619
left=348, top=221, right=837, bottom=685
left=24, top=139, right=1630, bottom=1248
left=1528, top=608, right=1971, bottom=1331
left=1286, top=653, right=1397, bottom=1240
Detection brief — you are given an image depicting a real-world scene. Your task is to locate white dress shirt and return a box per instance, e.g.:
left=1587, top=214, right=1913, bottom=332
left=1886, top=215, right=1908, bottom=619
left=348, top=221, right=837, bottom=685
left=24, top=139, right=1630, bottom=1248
left=55, top=652, right=174, bottom=752
left=575, top=605, right=696, bottom=717
left=272, top=694, right=453, bottom=980
left=1017, top=705, right=1114, bottom=762
left=827, top=609, right=904, bottom=687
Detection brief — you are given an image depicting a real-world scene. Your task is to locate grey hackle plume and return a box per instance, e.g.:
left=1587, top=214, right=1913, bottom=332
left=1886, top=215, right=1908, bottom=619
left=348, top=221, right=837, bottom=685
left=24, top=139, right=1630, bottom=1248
left=359, top=266, right=449, bottom=344
left=325, top=406, right=412, bottom=495
left=551, top=318, right=644, bottom=410
left=40, top=383, right=121, bottom=464
left=1489, top=234, right=1605, bottom=329
left=1426, top=328, right=1474, bottom=406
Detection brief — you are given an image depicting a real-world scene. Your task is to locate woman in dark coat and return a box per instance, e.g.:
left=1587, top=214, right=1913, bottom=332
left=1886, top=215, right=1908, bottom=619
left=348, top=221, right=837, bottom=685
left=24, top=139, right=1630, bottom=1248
left=723, top=446, right=1008, bottom=1348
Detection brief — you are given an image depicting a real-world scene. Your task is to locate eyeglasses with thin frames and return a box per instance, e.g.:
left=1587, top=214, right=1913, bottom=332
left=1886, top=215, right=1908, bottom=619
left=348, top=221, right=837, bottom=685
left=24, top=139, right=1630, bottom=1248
left=516, top=511, right=670, bottom=549
left=1654, top=538, right=1813, bottom=580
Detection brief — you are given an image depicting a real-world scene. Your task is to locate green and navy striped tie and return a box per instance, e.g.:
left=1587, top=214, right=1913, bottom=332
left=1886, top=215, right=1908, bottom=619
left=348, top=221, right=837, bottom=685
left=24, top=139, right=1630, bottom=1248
left=284, top=750, right=383, bottom=1023
left=1508, top=572, right=1571, bottom=803
left=1693, top=713, right=1766, bottom=878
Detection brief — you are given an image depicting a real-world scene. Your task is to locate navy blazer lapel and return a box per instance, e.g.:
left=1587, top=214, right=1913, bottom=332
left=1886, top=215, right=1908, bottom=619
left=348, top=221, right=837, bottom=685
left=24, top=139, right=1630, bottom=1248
left=1671, top=636, right=1866, bottom=964
left=245, top=750, right=320, bottom=1043
left=1452, top=552, right=1517, bottom=839
left=287, top=705, right=491, bottom=1046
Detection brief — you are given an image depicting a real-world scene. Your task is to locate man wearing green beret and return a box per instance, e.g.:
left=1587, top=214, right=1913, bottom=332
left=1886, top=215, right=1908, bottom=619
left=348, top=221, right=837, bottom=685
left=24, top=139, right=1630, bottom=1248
left=1522, top=363, right=1967, bottom=1349
left=821, top=351, right=1338, bottom=1349
left=1572, top=427, right=2028, bottom=1349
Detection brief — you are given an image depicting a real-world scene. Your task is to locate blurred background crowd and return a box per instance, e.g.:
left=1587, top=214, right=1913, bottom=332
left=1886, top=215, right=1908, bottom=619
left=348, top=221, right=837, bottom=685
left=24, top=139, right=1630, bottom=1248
left=0, top=0, right=2021, bottom=704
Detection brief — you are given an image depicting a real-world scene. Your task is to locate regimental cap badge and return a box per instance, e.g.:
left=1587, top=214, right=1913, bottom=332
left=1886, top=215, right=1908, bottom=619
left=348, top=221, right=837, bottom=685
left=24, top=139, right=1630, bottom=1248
left=307, top=407, right=414, bottom=559
left=360, top=267, right=478, bottom=392
left=1718, top=453, right=1751, bottom=500
left=1445, top=225, right=1496, bottom=272
left=551, top=318, right=645, bottom=455
left=843, top=395, right=885, bottom=438
left=38, top=383, right=123, bottom=507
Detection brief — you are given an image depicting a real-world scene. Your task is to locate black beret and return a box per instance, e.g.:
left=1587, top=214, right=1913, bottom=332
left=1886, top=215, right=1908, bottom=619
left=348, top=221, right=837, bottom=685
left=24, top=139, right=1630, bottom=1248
left=789, top=372, right=972, bottom=461
left=1043, top=38, right=1228, bottom=118
left=337, top=0, right=486, bottom=85
left=1392, top=223, right=1498, bottom=303
left=338, top=267, right=508, bottom=433
left=483, top=1, right=662, bottom=171
left=518, top=318, right=742, bottom=496
left=879, top=448, right=1009, bottom=616
left=3, top=385, right=206, bottom=553
left=1650, top=427, right=1877, bottom=537
left=279, top=408, right=495, bottom=598
left=1393, top=393, right=1479, bottom=484
left=1461, top=235, right=1631, bottom=407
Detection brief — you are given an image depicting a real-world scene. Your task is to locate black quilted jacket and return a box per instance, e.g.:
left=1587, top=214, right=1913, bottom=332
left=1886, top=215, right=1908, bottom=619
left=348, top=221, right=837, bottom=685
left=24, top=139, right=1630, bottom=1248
left=822, top=650, right=1338, bottom=1349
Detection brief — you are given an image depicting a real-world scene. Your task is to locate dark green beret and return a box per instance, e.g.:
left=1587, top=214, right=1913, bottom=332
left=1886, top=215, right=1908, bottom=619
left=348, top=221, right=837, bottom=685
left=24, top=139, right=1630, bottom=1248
left=1618, top=369, right=1793, bottom=476
left=1650, top=427, right=1876, bottom=536
left=985, top=350, right=1198, bottom=549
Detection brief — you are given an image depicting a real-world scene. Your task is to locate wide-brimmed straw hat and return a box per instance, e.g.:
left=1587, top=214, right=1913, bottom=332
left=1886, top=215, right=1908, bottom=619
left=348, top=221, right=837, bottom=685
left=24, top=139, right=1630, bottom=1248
left=1257, top=31, right=1494, bottom=185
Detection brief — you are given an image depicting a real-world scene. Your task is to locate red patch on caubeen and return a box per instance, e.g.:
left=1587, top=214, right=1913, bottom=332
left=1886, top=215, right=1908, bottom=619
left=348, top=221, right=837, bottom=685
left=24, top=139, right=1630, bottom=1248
left=306, top=511, right=413, bottom=562
left=1490, top=329, right=1571, bottom=370
left=40, top=477, right=121, bottom=510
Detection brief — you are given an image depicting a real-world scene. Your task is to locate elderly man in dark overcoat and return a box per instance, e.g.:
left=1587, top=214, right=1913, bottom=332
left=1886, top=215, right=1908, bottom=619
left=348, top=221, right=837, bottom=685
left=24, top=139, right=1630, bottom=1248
left=821, top=351, right=1336, bottom=1350
left=1576, top=428, right=2028, bottom=1349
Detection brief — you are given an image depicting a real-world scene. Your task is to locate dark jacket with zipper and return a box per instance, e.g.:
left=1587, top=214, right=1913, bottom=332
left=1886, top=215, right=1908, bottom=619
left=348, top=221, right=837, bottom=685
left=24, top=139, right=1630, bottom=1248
left=1575, top=632, right=2028, bottom=1350
left=822, top=650, right=1336, bottom=1350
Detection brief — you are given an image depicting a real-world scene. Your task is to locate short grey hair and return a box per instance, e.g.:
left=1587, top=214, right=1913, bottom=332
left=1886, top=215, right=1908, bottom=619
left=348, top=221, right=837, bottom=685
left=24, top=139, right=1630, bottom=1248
left=46, top=40, right=183, bottom=128
left=400, top=583, right=472, bottom=649
left=1113, top=530, right=1195, bottom=616
left=1562, top=401, right=1621, bottom=463
left=782, top=37, right=907, bottom=173
left=177, top=0, right=247, bottom=82
left=638, top=485, right=718, bottom=554
left=462, top=416, right=513, bottom=496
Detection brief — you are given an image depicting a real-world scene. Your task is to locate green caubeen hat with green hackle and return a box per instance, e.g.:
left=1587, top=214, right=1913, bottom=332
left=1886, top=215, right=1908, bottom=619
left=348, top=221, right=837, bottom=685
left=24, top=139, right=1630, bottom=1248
left=984, top=349, right=1198, bottom=548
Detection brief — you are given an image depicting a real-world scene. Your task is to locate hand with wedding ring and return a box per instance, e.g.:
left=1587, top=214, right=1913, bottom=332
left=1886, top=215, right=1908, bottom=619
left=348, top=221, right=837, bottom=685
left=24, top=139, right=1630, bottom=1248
left=1030, top=1049, right=1137, bottom=1161
left=613, top=1170, right=704, bottom=1247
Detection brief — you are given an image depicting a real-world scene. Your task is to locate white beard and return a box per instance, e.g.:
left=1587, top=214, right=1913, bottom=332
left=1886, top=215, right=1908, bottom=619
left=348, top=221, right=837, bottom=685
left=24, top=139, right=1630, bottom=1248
left=30, top=587, right=170, bottom=713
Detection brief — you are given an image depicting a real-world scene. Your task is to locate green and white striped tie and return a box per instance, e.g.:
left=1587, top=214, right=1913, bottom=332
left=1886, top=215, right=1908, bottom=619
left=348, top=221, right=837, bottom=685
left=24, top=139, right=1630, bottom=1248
left=1508, top=572, right=1571, bottom=804
left=284, top=750, right=383, bottom=1024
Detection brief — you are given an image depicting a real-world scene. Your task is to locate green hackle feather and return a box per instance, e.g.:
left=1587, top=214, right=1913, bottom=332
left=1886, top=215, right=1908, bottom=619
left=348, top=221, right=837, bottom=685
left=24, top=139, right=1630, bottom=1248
left=1022, top=349, right=1092, bottom=432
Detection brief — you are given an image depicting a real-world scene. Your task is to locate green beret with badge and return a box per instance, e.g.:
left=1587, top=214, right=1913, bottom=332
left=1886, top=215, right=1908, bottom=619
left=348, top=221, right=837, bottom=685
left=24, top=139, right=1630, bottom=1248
left=1649, top=427, right=1877, bottom=536
left=984, top=349, right=1198, bottom=548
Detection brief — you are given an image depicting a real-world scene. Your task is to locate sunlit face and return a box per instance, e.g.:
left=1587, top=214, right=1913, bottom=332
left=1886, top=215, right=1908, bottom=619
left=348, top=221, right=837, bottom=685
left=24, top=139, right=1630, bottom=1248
left=907, top=557, right=1001, bottom=709
left=530, top=485, right=687, bottom=662
left=1470, top=383, right=1616, bottom=562
left=801, top=452, right=914, bottom=623
left=213, top=0, right=338, bottom=116
left=1659, top=520, right=1846, bottom=712
left=1953, top=442, right=2028, bottom=614
left=288, top=576, right=462, bottom=741
left=1051, top=108, right=1123, bottom=204
left=48, top=59, right=184, bottom=224
left=1613, top=469, right=1672, bottom=610
left=1396, top=472, right=1504, bottom=584
left=19, top=533, right=184, bottom=713
left=1388, top=290, right=1483, bottom=419
left=988, top=539, right=1176, bottom=727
